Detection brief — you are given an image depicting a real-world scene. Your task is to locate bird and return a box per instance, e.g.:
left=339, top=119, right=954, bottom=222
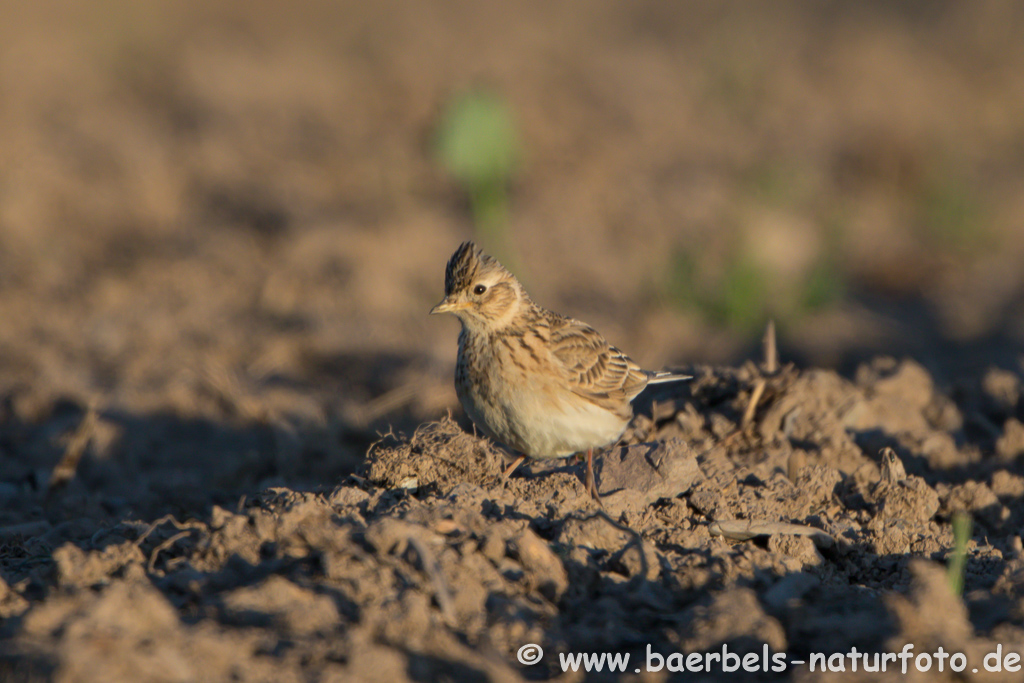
left=430, top=241, right=690, bottom=501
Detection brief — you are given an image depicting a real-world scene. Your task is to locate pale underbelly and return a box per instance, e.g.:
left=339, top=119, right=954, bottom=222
left=459, top=383, right=629, bottom=458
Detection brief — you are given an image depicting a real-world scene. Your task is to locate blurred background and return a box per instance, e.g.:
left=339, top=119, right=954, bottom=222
left=2, top=0, right=1024, bottom=508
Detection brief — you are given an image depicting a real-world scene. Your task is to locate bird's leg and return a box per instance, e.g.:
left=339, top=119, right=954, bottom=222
left=502, top=455, right=527, bottom=480
left=584, top=448, right=602, bottom=504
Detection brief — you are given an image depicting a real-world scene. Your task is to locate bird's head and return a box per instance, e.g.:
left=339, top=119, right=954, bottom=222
left=430, top=241, right=526, bottom=330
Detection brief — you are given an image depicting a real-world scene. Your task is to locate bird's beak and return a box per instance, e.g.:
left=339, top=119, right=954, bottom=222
left=430, top=297, right=464, bottom=315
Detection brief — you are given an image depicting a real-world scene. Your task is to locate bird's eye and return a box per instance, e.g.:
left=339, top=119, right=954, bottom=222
left=473, top=284, right=487, bottom=295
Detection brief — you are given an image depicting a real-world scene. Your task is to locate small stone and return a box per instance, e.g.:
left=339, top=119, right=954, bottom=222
left=480, top=530, right=507, bottom=565
left=996, top=418, right=1024, bottom=462
left=768, top=534, right=824, bottom=566
left=598, top=439, right=701, bottom=510
left=509, top=529, right=567, bottom=602
left=329, top=486, right=371, bottom=508
left=982, top=368, right=1020, bottom=416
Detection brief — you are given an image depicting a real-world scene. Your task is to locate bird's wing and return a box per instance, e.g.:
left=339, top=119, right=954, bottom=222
left=545, top=313, right=650, bottom=409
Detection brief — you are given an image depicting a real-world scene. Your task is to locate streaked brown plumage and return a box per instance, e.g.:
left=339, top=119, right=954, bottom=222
left=430, top=241, right=689, bottom=500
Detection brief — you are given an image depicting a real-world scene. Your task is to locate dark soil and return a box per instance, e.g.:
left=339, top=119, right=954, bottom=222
left=2, top=2, right=1024, bottom=681
left=3, top=359, right=1024, bottom=681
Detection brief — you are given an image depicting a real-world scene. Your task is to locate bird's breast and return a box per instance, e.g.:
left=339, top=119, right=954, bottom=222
left=455, top=329, right=629, bottom=457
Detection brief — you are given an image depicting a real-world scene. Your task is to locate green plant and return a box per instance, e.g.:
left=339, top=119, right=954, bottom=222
left=714, top=256, right=770, bottom=332
left=798, top=260, right=843, bottom=312
left=664, top=247, right=769, bottom=334
left=917, top=168, right=988, bottom=254
left=947, top=511, right=972, bottom=596
left=434, top=88, right=520, bottom=259
left=799, top=215, right=847, bottom=313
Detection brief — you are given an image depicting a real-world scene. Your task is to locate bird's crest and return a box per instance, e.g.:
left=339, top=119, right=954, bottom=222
left=444, top=241, right=507, bottom=295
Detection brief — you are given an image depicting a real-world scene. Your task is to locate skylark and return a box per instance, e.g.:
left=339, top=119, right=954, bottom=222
left=430, top=241, right=690, bottom=501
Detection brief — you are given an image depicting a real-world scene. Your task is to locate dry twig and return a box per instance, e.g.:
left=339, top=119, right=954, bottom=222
left=763, top=319, right=778, bottom=374
left=48, top=403, right=98, bottom=492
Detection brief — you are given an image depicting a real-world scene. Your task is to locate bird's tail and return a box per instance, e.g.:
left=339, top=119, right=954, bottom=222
left=646, top=370, right=693, bottom=384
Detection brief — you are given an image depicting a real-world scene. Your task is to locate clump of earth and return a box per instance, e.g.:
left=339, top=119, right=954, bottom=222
left=3, top=357, right=1024, bottom=682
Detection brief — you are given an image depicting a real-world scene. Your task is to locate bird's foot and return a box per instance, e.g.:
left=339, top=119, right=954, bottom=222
left=584, top=448, right=602, bottom=506
left=502, top=455, right=527, bottom=481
